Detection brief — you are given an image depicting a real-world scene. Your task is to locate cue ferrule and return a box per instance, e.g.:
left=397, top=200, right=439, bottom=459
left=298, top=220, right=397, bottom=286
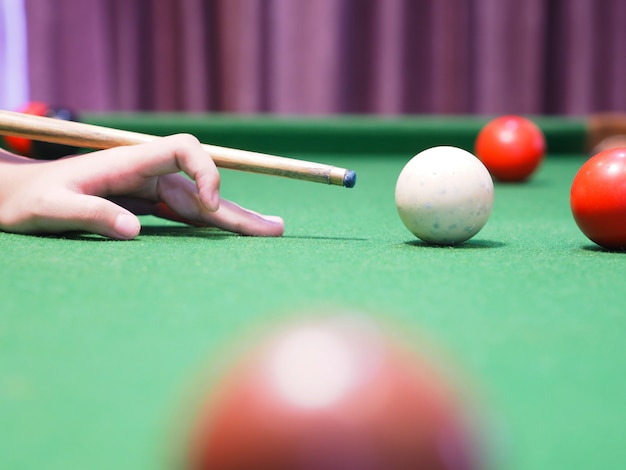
left=0, top=110, right=356, bottom=188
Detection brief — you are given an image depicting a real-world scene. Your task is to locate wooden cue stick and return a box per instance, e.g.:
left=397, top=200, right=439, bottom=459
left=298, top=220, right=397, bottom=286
left=0, top=110, right=356, bottom=188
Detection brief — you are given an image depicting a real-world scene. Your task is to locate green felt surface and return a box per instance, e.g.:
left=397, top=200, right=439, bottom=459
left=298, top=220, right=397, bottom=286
left=1, top=116, right=624, bottom=470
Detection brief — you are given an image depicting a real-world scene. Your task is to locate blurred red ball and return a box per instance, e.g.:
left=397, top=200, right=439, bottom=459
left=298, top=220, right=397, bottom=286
left=3, top=102, right=79, bottom=159
left=187, top=316, right=482, bottom=470
left=570, top=147, right=626, bottom=250
left=475, top=115, right=545, bottom=182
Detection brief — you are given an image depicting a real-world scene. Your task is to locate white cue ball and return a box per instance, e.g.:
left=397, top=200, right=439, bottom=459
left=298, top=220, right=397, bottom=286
left=395, top=146, right=494, bottom=245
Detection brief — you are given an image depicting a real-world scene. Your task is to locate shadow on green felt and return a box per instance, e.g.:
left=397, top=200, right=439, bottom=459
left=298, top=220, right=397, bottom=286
left=139, top=225, right=232, bottom=239
left=140, top=228, right=369, bottom=242
left=403, top=239, right=506, bottom=250
left=282, top=235, right=369, bottom=242
left=14, top=231, right=117, bottom=242
left=20, top=228, right=367, bottom=242
left=580, top=244, right=626, bottom=254
left=22, top=225, right=234, bottom=241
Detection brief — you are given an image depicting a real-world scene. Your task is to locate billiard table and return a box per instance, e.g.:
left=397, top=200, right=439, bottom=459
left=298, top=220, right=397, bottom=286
left=1, top=114, right=624, bottom=470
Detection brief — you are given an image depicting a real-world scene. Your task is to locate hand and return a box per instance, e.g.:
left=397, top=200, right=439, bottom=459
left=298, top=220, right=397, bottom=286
left=0, top=134, right=284, bottom=239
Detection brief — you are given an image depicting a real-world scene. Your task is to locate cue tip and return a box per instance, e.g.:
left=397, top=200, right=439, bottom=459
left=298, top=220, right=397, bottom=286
left=343, top=170, right=357, bottom=188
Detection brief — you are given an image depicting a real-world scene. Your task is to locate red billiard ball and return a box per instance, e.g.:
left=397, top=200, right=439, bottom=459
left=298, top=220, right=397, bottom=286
left=570, top=147, right=626, bottom=250
left=475, top=115, right=546, bottom=182
left=3, top=102, right=79, bottom=159
left=187, top=316, right=481, bottom=470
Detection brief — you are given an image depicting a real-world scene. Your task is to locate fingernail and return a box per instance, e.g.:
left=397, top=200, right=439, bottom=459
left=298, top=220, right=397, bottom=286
left=263, top=215, right=284, bottom=225
left=114, top=213, right=140, bottom=239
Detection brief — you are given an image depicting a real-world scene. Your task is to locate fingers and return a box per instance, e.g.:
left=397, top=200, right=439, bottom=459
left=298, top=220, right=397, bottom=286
left=154, top=200, right=284, bottom=237
left=205, top=200, right=284, bottom=237
left=154, top=173, right=284, bottom=236
left=70, top=135, right=282, bottom=237
left=4, top=135, right=283, bottom=239
left=71, top=134, right=220, bottom=211
left=28, top=191, right=141, bottom=240
left=139, top=134, right=221, bottom=211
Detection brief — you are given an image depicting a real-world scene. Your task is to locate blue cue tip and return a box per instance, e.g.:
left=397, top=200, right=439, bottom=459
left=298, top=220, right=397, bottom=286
left=344, top=170, right=357, bottom=188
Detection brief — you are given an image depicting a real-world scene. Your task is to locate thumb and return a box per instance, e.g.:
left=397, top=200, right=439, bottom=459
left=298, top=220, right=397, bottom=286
left=43, top=193, right=142, bottom=240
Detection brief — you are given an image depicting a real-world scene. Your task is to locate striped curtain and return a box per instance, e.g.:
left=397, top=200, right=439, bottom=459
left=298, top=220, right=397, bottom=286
left=19, top=0, right=626, bottom=115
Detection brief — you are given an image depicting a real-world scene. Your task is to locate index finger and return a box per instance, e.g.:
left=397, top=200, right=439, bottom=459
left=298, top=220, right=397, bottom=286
left=80, top=134, right=221, bottom=211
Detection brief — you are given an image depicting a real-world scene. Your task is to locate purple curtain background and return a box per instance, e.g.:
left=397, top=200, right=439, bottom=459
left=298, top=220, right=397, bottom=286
left=24, top=0, right=626, bottom=115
